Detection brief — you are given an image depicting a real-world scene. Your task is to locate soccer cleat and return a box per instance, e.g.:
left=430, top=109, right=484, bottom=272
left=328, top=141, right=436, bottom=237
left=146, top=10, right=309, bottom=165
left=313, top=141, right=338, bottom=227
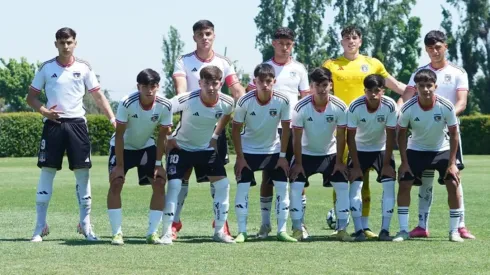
left=409, top=226, right=429, bottom=238
left=77, top=223, right=98, bottom=241
left=160, top=232, right=173, bottom=245
left=235, top=232, right=248, bottom=243
left=378, top=229, right=392, bottom=241
left=257, top=224, right=272, bottom=239
left=363, top=228, right=378, bottom=239
left=301, top=224, right=310, bottom=240
left=458, top=227, right=476, bottom=239
left=111, top=233, right=124, bottom=245
left=292, top=229, right=304, bottom=241
left=146, top=233, right=164, bottom=245
left=392, top=231, right=409, bottom=242
left=336, top=230, right=354, bottom=242
left=277, top=232, right=298, bottom=242
left=213, top=231, right=235, bottom=244
left=449, top=231, right=464, bottom=243
left=353, top=230, right=366, bottom=242
left=31, top=224, right=50, bottom=242
left=212, top=220, right=232, bottom=237
left=172, top=221, right=183, bottom=232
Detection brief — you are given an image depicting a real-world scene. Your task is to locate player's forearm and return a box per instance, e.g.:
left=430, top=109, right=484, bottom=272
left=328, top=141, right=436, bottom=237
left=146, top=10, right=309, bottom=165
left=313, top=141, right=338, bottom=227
left=231, top=124, right=245, bottom=159
left=156, top=128, right=169, bottom=162
left=400, top=88, right=415, bottom=104
left=448, top=130, right=459, bottom=165
left=454, top=102, right=467, bottom=116
left=92, top=91, right=116, bottom=121
left=230, top=85, right=245, bottom=101
left=336, top=128, right=346, bottom=164
left=115, top=135, right=124, bottom=167
left=397, top=129, right=408, bottom=163
left=384, top=129, right=396, bottom=165
left=26, top=92, right=49, bottom=115
left=280, top=123, right=291, bottom=154
left=292, top=129, right=303, bottom=164
left=173, top=77, right=187, bottom=95
left=214, top=115, right=231, bottom=136
left=347, top=130, right=360, bottom=168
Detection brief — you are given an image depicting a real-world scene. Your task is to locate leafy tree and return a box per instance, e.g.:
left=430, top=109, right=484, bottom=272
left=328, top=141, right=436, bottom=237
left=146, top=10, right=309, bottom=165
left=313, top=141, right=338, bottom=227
left=254, top=0, right=289, bottom=61
left=161, top=26, right=185, bottom=98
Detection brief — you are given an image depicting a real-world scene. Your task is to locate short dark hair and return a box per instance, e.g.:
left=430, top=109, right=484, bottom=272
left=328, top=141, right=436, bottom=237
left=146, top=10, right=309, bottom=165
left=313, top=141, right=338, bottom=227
left=414, top=69, right=437, bottom=84
left=55, top=27, right=76, bottom=40
left=341, top=25, right=362, bottom=38
left=254, top=63, right=276, bottom=80
left=193, top=20, right=214, bottom=32
left=424, top=30, right=447, bottom=46
left=137, top=69, right=161, bottom=85
left=200, top=66, right=223, bottom=81
left=364, top=74, right=385, bottom=90
left=309, top=67, right=333, bottom=84
left=273, top=27, right=295, bottom=40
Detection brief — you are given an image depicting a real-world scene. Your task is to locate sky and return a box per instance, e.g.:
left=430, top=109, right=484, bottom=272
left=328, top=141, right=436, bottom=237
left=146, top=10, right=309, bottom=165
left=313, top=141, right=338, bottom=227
left=0, top=0, right=459, bottom=100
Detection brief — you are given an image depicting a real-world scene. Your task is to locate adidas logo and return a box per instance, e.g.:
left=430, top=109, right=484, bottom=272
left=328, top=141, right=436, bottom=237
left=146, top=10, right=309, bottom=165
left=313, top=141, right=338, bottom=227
left=85, top=157, right=90, bottom=163
left=37, top=191, right=48, bottom=195
left=51, top=73, right=57, bottom=78
left=360, top=118, right=366, bottom=122
left=192, top=67, right=198, bottom=72
left=414, top=117, right=420, bottom=121
left=193, top=112, right=200, bottom=116
left=250, top=111, right=256, bottom=116
left=307, top=117, right=313, bottom=121
left=235, top=204, right=244, bottom=209
left=132, top=114, right=138, bottom=118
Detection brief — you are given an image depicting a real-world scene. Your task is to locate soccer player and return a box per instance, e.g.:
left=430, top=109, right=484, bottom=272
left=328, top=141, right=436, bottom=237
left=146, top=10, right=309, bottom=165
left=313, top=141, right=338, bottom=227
left=26, top=27, right=116, bottom=242
left=233, top=63, right=296, bottom=243
left=394, top=69, right=463, bottom=242
left=347, top=74, right=397, bottom=241
left=162, top=66, right=235, bottom=244
left=322, top=25, right=406, bottom=238
left=400, top=30, right=474, bottom=239
left=289, top=67, right=352, bottom=241
left=107, top=69, right=172, bottom=245
left=170, top=20, right=245, bottom=238
left=246, top=27, right=310, bottom=239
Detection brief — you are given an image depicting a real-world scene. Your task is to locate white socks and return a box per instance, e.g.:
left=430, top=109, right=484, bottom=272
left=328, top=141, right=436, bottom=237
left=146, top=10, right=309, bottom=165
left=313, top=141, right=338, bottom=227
left=381, top=179, right=395, bottom=231
left=260, top=196, right=273, bottom=226
left=212, top=178, right=230, bottom=234
left=398, top=206, right=409, bottom=232
left=162, top=179, right=182, bottom=234
left=418, top=170, right=434, bottom=229
left=108, top=208, right=122, bottom=235
left=173, top=181, right=189, bottom=223
left=450, top=209, right=461, bottom=233
left=34, top=167, right=56, bottom=235
left=235, top=182, right=251, bottom=233
left=290, top=182, right=305, bottom=230
left=458, top=182, right=465, bottom=228
left=147, top=210, right=163, bottom=236
left=331, top=181, right=349, bottom=230
left=74, top=169, right=91, bottom=234
left=274, top=181, right=289, bottom=233
left=349, top=180, right=363, bottom=232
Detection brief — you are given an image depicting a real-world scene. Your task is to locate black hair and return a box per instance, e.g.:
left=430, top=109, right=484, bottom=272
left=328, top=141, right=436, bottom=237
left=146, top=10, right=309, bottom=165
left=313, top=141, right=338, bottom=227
left=308, top=67, right=333, bottom=84
left=137, top=69, right=161, bottom=85
left=253, top=63, right=276, bottom=80
left=200, top=66, right=223, bottom=81
left=414, top=69, right=437, bottom=84
left=193, top=20, right=214, bottom=32
left=424, top=30, right=447, bottom=46
left=364, top=74, right=385, bottom=90
left=341, top=25, right=362, bottom=38
left=55, top=27, right=76, bottom=40
left=273, top=27, right=295, bottom=40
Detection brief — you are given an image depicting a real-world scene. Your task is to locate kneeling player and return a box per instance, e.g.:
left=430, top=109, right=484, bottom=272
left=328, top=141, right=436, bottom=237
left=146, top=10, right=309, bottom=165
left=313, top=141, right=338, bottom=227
left=289, top=67, right=352, bottom=241
left=346, top=74, right=397, bottom=241
left=394, top=69, right=463, bottom=242
left=232, top=63, right=296, bottom=243
left=107, top=69, right=173, bottom=245
left=162, top=66, right=235, bottom=244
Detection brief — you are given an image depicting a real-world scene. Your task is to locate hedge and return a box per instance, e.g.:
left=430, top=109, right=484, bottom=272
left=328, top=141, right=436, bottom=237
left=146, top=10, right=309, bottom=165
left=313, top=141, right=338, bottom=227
left=1, top=113, right=489, bottom=157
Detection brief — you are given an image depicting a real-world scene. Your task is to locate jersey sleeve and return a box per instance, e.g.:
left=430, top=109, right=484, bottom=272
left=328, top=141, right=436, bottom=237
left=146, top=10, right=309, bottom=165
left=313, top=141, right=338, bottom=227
left=159, top=106, right=173, bottom=127
left=373, top=58, right=390, bottom=78
left=115, top=100, right=129, bottom=124
left=337, top=107, right=348, bottom=128
left=386, top=107, right=397, bottom=129
left=397, top=106, right=411, bottom=128
left=84, top=69, right=101, bottom=93
left=30, top=66, right=45, bottom=93
left=232, top=101, right=247, bottom=124
left=223, top=61, right=240, bottom=87
left=247, top=78, right=256, bottom=90
left=281, top=100, right=291, bottom=122
left=322, top=59, right=332, bottom=70
left=444, top=102, right=458, bottom=128
left=170, top=95, right=184, bottom=114
left=172, top=58, right=186, bottom=78
left=407, top=72, right=416, bottom=90
left=291, top=106, right=304, bottom=129
left=347, top=107, right=358, bottom=130
left=456, top=71, right=469, bottom=92
left=224, top=101, right=234, bottom=115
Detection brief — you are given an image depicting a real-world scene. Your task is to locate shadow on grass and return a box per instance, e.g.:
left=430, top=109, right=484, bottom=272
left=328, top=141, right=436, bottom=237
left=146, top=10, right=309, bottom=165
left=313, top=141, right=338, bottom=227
left=0, top=238, right=64, bottom=242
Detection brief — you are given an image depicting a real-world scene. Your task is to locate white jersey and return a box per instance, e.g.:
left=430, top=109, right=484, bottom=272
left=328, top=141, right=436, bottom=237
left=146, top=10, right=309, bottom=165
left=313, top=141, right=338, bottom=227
left=233, top=91, right=291, bottom=154
left=170, top=90, right=234, bottom=151
left=407, top=62, right=468, bottom=105
left=111, top=92, right=173, bottom=150
left=172, top=51, right=239, bottom=92
left=347, top=95, right=398, bottom=151
left=292, top=95, right=348, bottom=156
left=30, top=57, right=100, bottom=118
left=398, top=95, right=458, bottom=151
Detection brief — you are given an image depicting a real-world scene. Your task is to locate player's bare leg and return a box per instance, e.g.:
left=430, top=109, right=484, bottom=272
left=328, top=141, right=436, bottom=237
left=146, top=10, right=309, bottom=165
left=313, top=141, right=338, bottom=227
left=209, top=176, right=235, bottom=243
left=258, top=170, right=273, bottom=238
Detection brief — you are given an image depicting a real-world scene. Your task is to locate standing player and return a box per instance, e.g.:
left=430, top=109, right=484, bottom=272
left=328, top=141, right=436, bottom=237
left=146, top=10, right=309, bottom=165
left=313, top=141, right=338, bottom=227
left=246, top=27, right=310, bottom=239
left=322, top=25, right=406, bottom=238
left=107, top=69, right=172, bottom=245
left=400, top=30, right=474, bottom=239
left=233, top=63, right=296, bottom=243
left=347, top=75, right=397, bottom=241
left=161, top=66, right=235, bottom=244
left=394, top=69, right=463, bottom=242
left=170, top=20, right=245, bottom=238
left=289, top=67, right=352, bottom=241
left=26, top=27, right=116, bottom=242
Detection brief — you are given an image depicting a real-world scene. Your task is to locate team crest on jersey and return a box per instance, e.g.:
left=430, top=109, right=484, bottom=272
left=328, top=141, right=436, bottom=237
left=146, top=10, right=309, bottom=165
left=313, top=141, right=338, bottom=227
left=444, top=74, right=452, bottom=84
left=151, top=114, right=159, bottom=122
left=269, top=109, right=278, bottom=117
left=73, top=72, right=81, bottom=79
left=39, top=152, right=46, bottom=162
left=434, top=114, right=442, bottom=122
left=326, top=115, right=334, bottom=123
left=215, top=111, right=223, bottom=119
left=361, top=64, right=369, bottom=73
left=168, top=165, right=177, bottom=175
left=377, top=115, right=385, bottom=123
left=290, top=71, right=297, bottom=78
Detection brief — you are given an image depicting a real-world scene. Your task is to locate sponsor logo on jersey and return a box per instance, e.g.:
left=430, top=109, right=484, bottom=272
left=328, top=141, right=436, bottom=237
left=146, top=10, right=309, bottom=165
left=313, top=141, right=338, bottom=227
left=434, top=114, right=442, bottom=122
left=269, top=109, right=277, bottom=117
left=326, top=115, right=334, bottom=123
left=377, top=115, right=385, bottom=122
left=215, top=111, right=223, bottom=119
left=361, top=64, right=369, bottom=72
left=151, top=114, right=159, bottom=122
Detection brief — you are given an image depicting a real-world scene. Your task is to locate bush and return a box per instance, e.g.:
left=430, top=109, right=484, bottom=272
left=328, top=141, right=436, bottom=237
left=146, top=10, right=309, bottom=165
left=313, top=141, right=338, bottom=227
left=459, top=115, right=490, bottom=155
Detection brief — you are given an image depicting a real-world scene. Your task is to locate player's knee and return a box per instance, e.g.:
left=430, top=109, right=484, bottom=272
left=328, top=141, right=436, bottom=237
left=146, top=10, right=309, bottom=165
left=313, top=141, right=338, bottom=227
left=41, top=167, right=57, bottom=176
left=74, top=168, right=90, bottom=184
left=109, top=177, right=124, bottom=194
left=152, top=178, right=166, bottom=196
left=398, top=182, right=412, bottom=195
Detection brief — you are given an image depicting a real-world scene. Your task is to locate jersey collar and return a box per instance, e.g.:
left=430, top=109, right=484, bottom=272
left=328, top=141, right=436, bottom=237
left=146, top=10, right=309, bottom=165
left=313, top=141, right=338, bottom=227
left=194, top=51, right=215, bottom=63
left=417, top=95, right=436, bottom=111
left=311, top=95, right=329, bottom=113
left=271, top=56, right=292, bottom=66
left=56, top=56, right=75, bottom=68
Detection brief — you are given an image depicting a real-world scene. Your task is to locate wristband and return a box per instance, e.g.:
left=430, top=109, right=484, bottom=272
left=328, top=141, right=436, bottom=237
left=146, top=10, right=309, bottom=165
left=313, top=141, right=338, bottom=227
left=110, top=117, right=116, bottom=124
left=279, top=152, right=286, bottom=158
left=155, top=160, right=162, bottom=166
left=212, top=133, right=219, bottom=140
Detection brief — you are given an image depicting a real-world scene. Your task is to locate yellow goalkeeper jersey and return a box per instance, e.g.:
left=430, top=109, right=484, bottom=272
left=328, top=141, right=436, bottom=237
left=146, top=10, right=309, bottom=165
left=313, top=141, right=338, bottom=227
left=322, top=55, right=390, bottom=105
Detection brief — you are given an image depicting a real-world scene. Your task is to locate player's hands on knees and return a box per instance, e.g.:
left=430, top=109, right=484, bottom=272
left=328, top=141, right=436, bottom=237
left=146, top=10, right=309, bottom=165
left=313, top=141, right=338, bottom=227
left=234, top=156, right=250, bottom=181
left=445, top=164, right=460, bottom=185
left=110, top=166, right=125, bottom=184
left=348, top=166, right=363, bottom=182
left=208, top=138, right=218, bottom=151
left=381, top=165, right=396, bottom=180
left=397, top=162, right=413, bottom=181
left=41, top=105, right=64, bottom=123
left=289, top=163, right=305, bottom=181
left=154, top=166, right=167, bottom=184
left=276, top=157, right=290, bottom=176
left=166, top=138, right=180, bottom=153
left=332, top=162, right=348, bottom=178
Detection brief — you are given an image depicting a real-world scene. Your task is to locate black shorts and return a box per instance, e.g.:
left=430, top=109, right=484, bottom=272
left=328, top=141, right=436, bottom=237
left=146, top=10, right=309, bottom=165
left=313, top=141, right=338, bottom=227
left=290, top=154, right=347, bottom=187
left=348, top=151, right=396, bottom=182
left=37, top=118, right=91, bottom=171
left=238, top=153, right=288, bottom=185
left=195, top=128, right=229, bottom=183
left=277, top=128, right=294, bottom=162
left=402, top=149, right=461, bottom=185
left=167, top=148, right=227, bottom=181
left=108, top=145, right=156, bottom=185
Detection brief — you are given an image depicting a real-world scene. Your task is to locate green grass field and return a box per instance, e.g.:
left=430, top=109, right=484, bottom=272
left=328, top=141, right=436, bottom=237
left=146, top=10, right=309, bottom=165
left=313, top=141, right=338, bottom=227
left=1, top=154, right=489, bottom=274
